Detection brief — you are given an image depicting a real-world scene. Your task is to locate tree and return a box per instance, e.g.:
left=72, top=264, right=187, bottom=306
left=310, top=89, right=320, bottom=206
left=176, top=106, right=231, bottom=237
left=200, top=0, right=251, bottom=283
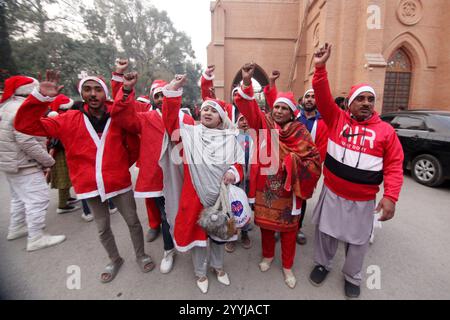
left=0, top=0, right=18, bottom=81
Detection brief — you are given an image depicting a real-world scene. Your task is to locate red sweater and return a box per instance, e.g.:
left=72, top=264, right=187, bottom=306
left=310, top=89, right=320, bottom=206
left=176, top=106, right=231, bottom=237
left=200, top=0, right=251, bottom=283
left=14, top=90, right=139, bottom=201
left=313, top=66, right=404, bottom=202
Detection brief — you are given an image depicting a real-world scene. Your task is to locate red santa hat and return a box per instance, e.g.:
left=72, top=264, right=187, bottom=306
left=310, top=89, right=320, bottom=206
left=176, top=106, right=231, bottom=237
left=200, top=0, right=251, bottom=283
left=201, top=98, right=229, bottom=122
left=49, top=94, right=74, bottom=112
left=1, top=75, right=39, bottom=103
left=150, top=80, right=168, bottom=98
left=77, top=76, right=109, bottom=100
left=274, top=92, right=300, bottom=117
left=303, top=89, right=314, bottom=100
left=347, top=83, right=376, bottom=107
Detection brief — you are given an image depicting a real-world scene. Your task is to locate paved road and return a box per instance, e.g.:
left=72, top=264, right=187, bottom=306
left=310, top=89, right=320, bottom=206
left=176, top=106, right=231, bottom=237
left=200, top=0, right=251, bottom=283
left=1, top=171, right=449, bottom=300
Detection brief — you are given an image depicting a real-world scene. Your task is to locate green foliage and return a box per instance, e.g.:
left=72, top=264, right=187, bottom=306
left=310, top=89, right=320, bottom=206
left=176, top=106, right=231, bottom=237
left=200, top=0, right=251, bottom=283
left=3, top=0, right=202, bottom=104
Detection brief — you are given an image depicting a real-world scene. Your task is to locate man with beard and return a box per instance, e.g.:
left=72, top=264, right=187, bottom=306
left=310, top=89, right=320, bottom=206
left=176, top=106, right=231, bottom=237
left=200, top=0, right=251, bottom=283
left=14, top=70, right=154, bottom=283
left=309, top=43, right=404, bottom=298
left=295, top=89, right=329, bottom=245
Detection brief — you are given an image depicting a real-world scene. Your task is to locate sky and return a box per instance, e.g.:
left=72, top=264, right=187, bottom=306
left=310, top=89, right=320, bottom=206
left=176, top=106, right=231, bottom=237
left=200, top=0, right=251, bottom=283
left=148, top=0, right=212, bottom=68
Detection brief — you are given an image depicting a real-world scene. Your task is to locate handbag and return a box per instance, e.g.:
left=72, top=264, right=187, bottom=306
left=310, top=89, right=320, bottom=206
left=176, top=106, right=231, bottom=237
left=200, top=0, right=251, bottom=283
left=198, top=182, right=236, bottom=240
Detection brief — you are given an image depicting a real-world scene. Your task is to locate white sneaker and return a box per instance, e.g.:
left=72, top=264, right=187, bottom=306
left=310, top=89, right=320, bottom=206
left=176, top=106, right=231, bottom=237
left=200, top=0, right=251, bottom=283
left=7, top=223, right=28, bottom=241
left=81, top=213, right=94, bottom=222
left=109, top=208, right=118, bottom=215
left=160, top=249, right=175, bottom=274
left=27, top=233, right=66, bottom=252
left=196, top=277, right=209, bottom=294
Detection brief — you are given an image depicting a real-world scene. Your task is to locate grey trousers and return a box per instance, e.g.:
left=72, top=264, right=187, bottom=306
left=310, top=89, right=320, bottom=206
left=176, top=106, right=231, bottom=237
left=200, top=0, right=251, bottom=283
left=314, top=225, right=370, bottom=286
left=86, top=190, right=145, bottom=262
left=191, top=240, right=225, bottom=278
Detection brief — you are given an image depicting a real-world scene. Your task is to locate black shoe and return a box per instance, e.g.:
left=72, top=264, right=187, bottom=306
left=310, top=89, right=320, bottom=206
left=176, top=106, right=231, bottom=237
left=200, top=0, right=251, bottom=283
left=309, top=265, right=329, bottom=287
left=67, top=197, right=80, bottom=205
left=296, top=231, right=307, bottom=245
left=57, top=205, right=80, bottom=214
left=344, top=280, right=360, bottom=299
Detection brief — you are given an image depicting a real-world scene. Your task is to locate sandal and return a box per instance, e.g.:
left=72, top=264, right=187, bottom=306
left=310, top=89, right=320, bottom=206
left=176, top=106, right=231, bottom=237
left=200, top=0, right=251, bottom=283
left=259, top=257, right=274, bottom=272
left=100, top=257, right=124, bottom=283
left=137, top=254, right=155, bottom=273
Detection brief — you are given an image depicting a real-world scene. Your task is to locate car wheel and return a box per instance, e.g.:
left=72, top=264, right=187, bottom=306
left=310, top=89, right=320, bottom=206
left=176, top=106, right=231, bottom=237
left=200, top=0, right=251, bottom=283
left=411, top=154, right=445, bottom=187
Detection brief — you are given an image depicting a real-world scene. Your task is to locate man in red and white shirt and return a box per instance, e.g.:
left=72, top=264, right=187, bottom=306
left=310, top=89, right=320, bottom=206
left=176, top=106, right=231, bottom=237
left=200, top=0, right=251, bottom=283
left=309, top=44, right=404, bottom=298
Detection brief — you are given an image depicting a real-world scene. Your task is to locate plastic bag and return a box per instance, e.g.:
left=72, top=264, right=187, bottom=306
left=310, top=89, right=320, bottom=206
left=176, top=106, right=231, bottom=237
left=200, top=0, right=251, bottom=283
left=228, top=185, right=252, bottom=228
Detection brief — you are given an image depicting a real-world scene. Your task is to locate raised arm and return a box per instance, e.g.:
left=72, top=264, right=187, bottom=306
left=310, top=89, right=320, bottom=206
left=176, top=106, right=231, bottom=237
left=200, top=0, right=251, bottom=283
left=111, top=71, right=143, bottom=135
left=162, top=75, right=187, bottom=139
left=111, top=58, right=129, bottom=100
left=263, top=70, right=280, bottom=111
left=201, top=65, right=216, bottom=101
left=234, top=63, right=265, bottom=130
left=14, top=70, right=65, bottom=138
left=312, top=43, right=343, bottom=129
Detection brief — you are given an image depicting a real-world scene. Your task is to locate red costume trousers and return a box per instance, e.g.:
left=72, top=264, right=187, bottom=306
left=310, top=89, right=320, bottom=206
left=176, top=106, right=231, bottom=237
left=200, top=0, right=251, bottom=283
left=261, top=228, right=297, bottom=269
left=145, top=198, right=162, bottom=229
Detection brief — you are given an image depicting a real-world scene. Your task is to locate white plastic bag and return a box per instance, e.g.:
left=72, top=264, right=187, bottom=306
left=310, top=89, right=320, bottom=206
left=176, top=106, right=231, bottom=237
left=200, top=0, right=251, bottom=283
left=228, top=185, right=252, bottom=228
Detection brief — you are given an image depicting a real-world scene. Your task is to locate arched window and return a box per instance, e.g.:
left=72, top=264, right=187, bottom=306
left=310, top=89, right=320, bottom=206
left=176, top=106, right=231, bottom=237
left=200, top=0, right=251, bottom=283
left=383, top=48, right=412, bottom=113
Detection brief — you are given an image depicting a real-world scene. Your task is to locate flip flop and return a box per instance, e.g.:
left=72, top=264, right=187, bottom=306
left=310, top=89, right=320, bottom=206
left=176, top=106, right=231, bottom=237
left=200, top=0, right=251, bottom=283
left=100, top=257, right=124, bottom=283
left=137, top=254, right=155, bottom=273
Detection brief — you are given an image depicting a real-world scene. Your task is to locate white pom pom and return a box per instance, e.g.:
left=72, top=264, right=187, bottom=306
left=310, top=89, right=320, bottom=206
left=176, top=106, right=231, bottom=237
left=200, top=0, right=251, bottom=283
left=211, top=214, right=218, bottom=222
left=47, top=111, right=59, bottom=118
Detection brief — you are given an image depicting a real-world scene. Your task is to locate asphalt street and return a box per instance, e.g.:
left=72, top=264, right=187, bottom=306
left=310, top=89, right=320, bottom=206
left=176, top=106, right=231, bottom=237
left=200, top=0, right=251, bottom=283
left=0, top=170, right=449, bottom=300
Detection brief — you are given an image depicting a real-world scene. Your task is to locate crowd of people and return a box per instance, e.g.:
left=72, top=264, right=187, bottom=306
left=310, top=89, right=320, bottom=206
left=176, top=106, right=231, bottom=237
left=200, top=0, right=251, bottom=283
left=0, top=43, right=404, bottom=298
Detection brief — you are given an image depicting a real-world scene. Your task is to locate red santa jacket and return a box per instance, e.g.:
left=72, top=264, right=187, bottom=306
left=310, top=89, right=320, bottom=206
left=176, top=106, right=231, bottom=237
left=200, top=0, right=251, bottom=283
left=14, top=90, right=139, bottom=201
left=313, top=66, right=404, bottom=202
left=111, top=88, right=194, bottom=197
left=264, top=84, right=328, bottom=163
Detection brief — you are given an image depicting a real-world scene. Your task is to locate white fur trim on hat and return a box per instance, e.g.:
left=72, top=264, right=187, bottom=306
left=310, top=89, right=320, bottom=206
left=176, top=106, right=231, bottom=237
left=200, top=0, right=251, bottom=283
left=78, top=76, right=109, bottom=99
left=15, top=78, right=39, bottom=97
left=201, top=100, right=226, bottom=121
left=303, top=89, right=314, bottom=100
left=153, top=87, right=164, bottom=98
left=274, top=97, right=297, bottom=112
left=348, top=86, right=376, bottom=107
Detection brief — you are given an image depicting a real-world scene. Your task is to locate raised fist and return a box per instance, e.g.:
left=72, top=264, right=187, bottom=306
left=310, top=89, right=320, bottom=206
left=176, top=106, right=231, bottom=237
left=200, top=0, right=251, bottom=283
left=241, top=63, right=255, bottom=87
left=314, top=43, right=332, bottom=68
left=115, top=58, right=129, bottom=74
left=123, top=72, right=138, bottom=91
left=205, top=65, right=215, bottom=77
left=269, top=70, right=280, bottom=86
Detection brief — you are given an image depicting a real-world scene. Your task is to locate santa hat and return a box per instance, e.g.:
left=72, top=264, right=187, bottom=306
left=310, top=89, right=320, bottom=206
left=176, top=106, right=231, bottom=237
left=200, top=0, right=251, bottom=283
left=150, top=80, right=168, bottom=98
left=49, top=94, right=74, bottom=114
left=347, top=84, right=376, bottom=107
left=136, top=95, right=151, bottom=104
left=274, top=92, right=300, bottom=117
left=78, top=76, right=109, bottom=100
left=201, top=98, right=236, bottom=127
left=1, top=75, right=39, bottom=103
left=303, top=89, right=314, bottom=101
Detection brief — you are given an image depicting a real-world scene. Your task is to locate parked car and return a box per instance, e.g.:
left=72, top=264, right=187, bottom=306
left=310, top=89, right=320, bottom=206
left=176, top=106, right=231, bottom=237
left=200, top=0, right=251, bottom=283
left=380, top=110, right=450, bottom=187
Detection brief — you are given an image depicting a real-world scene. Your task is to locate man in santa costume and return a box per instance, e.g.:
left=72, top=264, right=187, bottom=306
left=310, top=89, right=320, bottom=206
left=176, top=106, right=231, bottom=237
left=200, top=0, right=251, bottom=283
left=111, top=59, right=167, bottom=243
left=309, top=43, right=404, bottom=298
left=0, top=75, right=66, bottom=252
left=111, top=69, right=191, bottom=274
left=14, top=70, right=154, bottom=283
